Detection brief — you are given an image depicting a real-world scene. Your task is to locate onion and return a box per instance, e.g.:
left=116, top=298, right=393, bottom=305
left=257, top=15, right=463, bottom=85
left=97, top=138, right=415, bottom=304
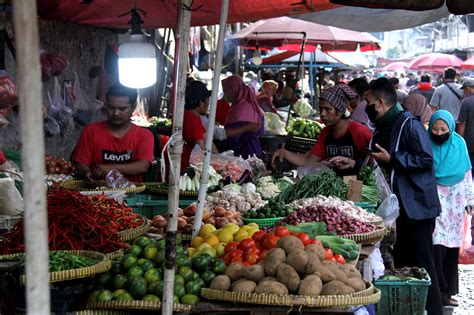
left=151, top=215, right=167, bottom=228
left=214, top=206, right=226, bottom=217
left=205, top=218, right=215, bottom=225
left=188, top=216, right=195, bottom=225
left=224, top=211, right=234, bottom=220
left=236, top=218, right=244, bottom=226
left=178, top=208, right=184, bottom=217
left=184, top=204, right=196, bottom=217
left=177, top=217, right=187, bottom=229
left=183, top=224, right=193, bottom=235
left=202, top=209, right=211, bottom=222
left=215, top=217, right=229, bottom=229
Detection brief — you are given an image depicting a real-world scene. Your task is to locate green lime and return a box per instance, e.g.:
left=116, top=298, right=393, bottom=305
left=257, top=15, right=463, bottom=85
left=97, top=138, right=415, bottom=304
left=176, top=246, right=185, bottom=256
left=155, top=251, right=165, bottom=265
left=147, top=281, right=161, bottom=297
left=191, top=256, right=209, bottom=272
left=173, top=295, right=180, bottom=304
left=190, top=271, right=200, bottom=282
left=156, top=239, right=166, bottom=251
left=127, top=277, right=148, bottom=299
left=211, top=260, right=226, bottom=274
left=112, top=274, right=128, bottom=290
left=134, top=236, right=152, bottom=249
left=195, top=278, right=205, bottom=288
left=185, top=280, right=202, bottom=295
left=112, top=289, right=128, bottom=299
left=127, top=266, right=144, bottom=278
left=174, top=284, right=186, bottom=299
left=144, top=268, right=161, bottom=283
left=110, top=261, right=122, bottom=274
left=142, top=294, right=160, bottom=302
left=125, top=245, right=143, bottom=257
left=96, top=290, right=114, bottom=302
left=200, top=270, right=216, bottom=285
left=181, top=294, right=200, bottom=305
left=137, top=258, right=155, bottom=271
left=178, top=266, right=194, bottom=282
left=115, top=292, right=133, bottom=301
left=121, top=254, right=138, bottom=270
left=152, top=280, right=165, bottom=298
left=97, top=272, right=112, bottom=286
left=88, top=290, right=101, bottom=303
left=143, top=245, right=159, bottom=261
left=174, top=274, right=185, bottom=286
left=176, top=256, right=192, bottom=268
left=113, top=255, right=124, bottom=262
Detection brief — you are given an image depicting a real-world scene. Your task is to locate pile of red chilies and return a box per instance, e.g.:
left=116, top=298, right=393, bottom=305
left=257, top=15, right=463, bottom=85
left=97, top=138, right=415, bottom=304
left=0, top=189, right=143, bottom=254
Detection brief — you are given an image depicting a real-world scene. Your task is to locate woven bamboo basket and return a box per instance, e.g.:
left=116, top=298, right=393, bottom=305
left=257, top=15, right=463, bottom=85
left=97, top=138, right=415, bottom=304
left=60, top=180, right=146, bottom=194
left=340, top=227, right=388, bottom=245
left=118, top=217, right=150, bottom=241
left=145, top=182, right=198, bottom=197
left=105, top=249, right=124, bottom=260
left=201, top=282, right=380, bottom=308
left=72, top=311, right=130, bottom=315
left=0, top=250, right=111, bottom=285
left=85, top=300, right=193, bottom=312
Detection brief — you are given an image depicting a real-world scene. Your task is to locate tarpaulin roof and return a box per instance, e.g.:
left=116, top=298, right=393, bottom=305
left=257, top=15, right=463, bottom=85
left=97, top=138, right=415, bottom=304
left=36, top=0, right=339, bottom=29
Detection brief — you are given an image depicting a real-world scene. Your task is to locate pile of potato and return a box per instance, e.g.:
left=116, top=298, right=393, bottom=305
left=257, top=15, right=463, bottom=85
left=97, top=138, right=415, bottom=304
left=209, top=235, right=366, bottom=297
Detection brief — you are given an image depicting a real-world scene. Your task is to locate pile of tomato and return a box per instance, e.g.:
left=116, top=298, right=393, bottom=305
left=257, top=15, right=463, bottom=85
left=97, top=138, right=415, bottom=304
left=220, top=226, right=346, bottom=266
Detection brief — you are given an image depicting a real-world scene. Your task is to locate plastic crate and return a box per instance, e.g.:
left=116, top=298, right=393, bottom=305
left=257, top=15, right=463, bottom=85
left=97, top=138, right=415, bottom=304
left=124, top=194, right=195, bottom=219
left=374, top=269, right=431, bottom=315
left=354, top=202, right=378, bottom=214
left=242, top=217, right=284, bottom=228
left=285, top=136, right=317, bottom=153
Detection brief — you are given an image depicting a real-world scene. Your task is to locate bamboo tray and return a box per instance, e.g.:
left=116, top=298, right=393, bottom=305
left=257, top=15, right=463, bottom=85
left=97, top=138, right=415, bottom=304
left=0, top=250, right=111, bottom=285
left=60, top=180, right=146, bottom=194
left=201, top=282, right=380, bottom=308
left=118, top=216, right=150, bottom=241
left=85, top=300, right=193, bottom=312
left=145, top=182, right=198, bottom=197
left=340, top=227, right=388, bottom=245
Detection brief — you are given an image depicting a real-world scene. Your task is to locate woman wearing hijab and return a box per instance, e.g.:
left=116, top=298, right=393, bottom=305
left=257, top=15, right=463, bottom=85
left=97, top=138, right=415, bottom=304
left=257, top=80, right=279, bottom=113
left=430, top=110, right=473, bottom=307
left=403, top=93, right=432, bottom=127
left=222, top=75, right=264, bottom=158
left=272, top=84, right=372, bottom=176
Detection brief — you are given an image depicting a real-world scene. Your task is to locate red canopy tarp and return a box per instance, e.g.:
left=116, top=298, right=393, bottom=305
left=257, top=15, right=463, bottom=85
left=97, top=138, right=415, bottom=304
left=228, top=16, right=381, bottom=52
left=36, top=0, right=339, bottom=29
left=406, top=53, right=463, bottom=71
left=461, top=57, right=474, bottom=70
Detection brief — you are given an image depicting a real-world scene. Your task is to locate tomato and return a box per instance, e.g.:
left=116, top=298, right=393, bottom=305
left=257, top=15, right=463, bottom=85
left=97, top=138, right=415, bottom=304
left=297, top=233, right=311, bottom=246
left=231, top=256, right=243, bottom=263
left=262, top=233, right=280, bottom=250
left=241, top=261, right=252, bottom=267
left=223, top=254, right=231, bottom=265
left=224, top=242, right=239, bottom=254
left=252, top=231, right=266, bottom=243
left=307, top=239, right=322, bottom=246
left=324, top=248, right=334, bottom=260
left=258, top=249, right=269, bottom=262
left=274, top=226, right=290, bottom=237
left=244, top=246, right=260, bottom=257
left=245, top=252, right=259, bottom=265
left=290, top=232, right=299, bottom=236
left=228, top=249, right=244, bottom=259
left=334, top=254, right=346, bottom=265
left=238, top=238, right=256, bottom=251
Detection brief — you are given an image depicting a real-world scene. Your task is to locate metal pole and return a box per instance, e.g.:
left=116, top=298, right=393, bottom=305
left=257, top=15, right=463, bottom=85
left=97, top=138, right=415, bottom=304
left=234, top=23, right=241, bottom=75
left=192, top=0, right=230, bottom=238
left=162, top=1, right=191, bottom=314
left=12, top=0, right=50, bottom=314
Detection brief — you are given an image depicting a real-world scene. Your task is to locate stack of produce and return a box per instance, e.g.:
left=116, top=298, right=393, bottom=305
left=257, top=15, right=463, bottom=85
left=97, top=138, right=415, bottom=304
left=206, top=186, right=265, bottom=214
left=179, top=165, right=222, bottom=192
left=0, top=190, right=145, bottom=254
left=89, top=236, right=224, bottom=305
left=255, top=176, right=294, bottom=200
left=378, top=267, right=429, bottom=282
left=149, top=204, right=243, bottom=236
left=210, top=159, right=250, bottom=183
left=244, top=199, right=293, bottom=219
left=291, top=196, right=383, bottom=224
left=45, top=155, right=76, bottom=175
left=148, top=117, right=172, bottom=134
left=277, top=170, right=381, bottom=204
left=287, top=118, right=323, bottom=139
left=209, top=235, right=367, bottom=297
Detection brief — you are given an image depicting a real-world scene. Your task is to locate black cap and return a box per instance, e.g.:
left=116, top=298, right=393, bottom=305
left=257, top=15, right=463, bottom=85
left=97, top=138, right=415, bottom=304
left=388, top=77, right=399, bottom=85
left=185, top=81, right=211, bottom=106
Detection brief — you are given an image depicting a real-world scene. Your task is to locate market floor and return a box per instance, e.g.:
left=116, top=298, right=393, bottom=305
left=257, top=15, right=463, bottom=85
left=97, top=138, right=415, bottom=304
left=444, top=264, right=474, bottom=315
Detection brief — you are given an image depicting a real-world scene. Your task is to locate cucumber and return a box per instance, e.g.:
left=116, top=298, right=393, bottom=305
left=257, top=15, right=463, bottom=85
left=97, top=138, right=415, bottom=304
left=331, top=247, right=351, bottom=259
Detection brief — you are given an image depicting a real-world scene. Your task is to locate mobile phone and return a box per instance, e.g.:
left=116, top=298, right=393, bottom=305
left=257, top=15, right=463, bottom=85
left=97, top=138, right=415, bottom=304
left=365, top=147, right=379, bottom=154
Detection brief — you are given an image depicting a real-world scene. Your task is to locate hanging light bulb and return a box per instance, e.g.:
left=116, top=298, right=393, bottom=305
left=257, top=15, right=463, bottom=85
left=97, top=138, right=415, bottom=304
left=252, top=36, right=263, bottom=65
left=118, top=7, right=157, bottom=89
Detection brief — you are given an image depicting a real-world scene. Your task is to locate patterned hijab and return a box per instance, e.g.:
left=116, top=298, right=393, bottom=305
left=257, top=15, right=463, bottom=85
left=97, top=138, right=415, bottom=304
left=320, top=84, right=359, bottom=113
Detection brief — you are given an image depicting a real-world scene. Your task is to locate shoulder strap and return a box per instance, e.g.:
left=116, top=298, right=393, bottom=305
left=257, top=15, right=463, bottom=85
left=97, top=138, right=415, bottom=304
left=390, top=116, right=412, bottom=191
left=444, top=83, right=462, bottom=101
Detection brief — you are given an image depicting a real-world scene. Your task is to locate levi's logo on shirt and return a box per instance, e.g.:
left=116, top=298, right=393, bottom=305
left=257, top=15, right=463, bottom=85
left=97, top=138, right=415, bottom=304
left=327, top=145, right=354, bottom=159
left=102, top=150, right=133, bottom=163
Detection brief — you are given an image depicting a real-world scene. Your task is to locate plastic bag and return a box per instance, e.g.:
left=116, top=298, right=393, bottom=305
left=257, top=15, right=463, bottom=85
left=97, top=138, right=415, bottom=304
left=459, top=212, right=474, bottom=264
left=247, top=154, right=266, bottom=172
left=47, top=78, right=73, bottom=134
left=72, top=72, right=104, bottom=126
left=105, top=169, right=133, bottom=188
left=0, top=73, right=18, bottom=109
left=40, top=50, right=69, bottom=82
left=0, top=178, right=23, bottom=215
left=373, top=162, right=399, bottom=228
left=264, top=112, right=287, bottom=135
left=44, top=114, right=61, bottom=137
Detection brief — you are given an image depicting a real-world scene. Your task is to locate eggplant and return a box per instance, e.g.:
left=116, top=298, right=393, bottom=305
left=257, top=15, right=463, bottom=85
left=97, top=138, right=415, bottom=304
left=237, top=169, right=254, bottom=185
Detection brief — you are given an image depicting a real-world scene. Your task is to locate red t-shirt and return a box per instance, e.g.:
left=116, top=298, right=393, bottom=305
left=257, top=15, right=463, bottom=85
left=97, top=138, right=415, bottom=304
left=216, top=99, right=231, bottom=126
left=0, top=149, right=6, bottom=165
left=72, top=121, right=154, bottom=182
left=181, top=110, right=205, bottom=172
left=311, top=121, right=372, bottom=161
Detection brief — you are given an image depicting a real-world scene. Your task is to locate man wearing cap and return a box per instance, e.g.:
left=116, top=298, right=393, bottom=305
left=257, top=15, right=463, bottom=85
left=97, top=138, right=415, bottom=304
left=73, top=84, right=154, bottom=184
left=457, top=78, right=474, bottom=167
left=272, top=85, right=372, bottom=176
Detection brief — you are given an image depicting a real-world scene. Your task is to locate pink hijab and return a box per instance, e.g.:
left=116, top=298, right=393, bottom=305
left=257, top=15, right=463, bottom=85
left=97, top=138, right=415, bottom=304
left=222, top=75, right=264, bottom=125
left=403, top=94, right=432, bottom=124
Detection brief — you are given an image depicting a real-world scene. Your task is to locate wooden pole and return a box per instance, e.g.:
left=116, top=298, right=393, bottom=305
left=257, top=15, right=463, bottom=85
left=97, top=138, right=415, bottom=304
left=162, top=1, right=191, bottom=314
left=12, top=0, right=50, bottom=314
left=192, top=0, right=230, bottom=238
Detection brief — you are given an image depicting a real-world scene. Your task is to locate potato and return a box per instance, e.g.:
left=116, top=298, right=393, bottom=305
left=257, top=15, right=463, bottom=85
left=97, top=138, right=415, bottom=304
left=259, top=276, right=278, bottom=284
left=305, top=244, right=326, bottom=260
left=225, top=263, right=246, bottom=282
left=286, top=249, right=308, bottom=274
left=276, top=236, right=304, bottom=254
left=305, top=252, right=322, bottom=274
left=322, top=261, right=349, bottom=284
left=255, top=280, right=289, bottom=295
left=345, top=277, right=366, bottom=292
left=343, top=264, right=362, bottom=279
left=316, top=265, right=336, bottom=283
left=210, top=275, right=231, bottom=291
left=277, top=263, right=300, bottom=292
left=232, top=279, right=257, bottom=293
left=263, top=248, right=286, bottom=276
left=245, top=264, right=265, bottom=282
left=298, top=275, right=322, bottom=296
left=320, top=280, right=355, bottom=296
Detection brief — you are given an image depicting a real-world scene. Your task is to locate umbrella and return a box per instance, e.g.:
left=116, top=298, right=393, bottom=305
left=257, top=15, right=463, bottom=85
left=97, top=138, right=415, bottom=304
left=461, top=57, right=474, bottom=70
left=381, top=61, right=407, bottom=72
left=406, top=53, right=462, bottom=71
left=228, top=16, right=381, bottom=52
left=261, top=50, right=342, bottom=64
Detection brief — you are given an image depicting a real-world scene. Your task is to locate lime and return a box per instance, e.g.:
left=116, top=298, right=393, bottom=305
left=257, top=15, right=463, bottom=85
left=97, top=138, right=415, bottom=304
left=176, top=256, right=192, bottom=268
left=144, top=268, right=161, bottom=283
left=96, top=290, right=114, bottom=302
left=96, top=272, right=112, bottom=286
left=173, top=294, right=180, bottom=304
left=191, top=256, right=209, bottom=272
left=134, top=236, right=152, bottom=249
left=125, top=245, right=143, bottom=257
left=121, top=254, right=138, bottom=270
left=115, top=292, right=133, bottom=301
left=156, top=239, right=166, bottom=251
left=113, top=255, right=124, bottom=261
left=178, top=266, right=194, bottom=282
left=195, top=278, right=205, bottom=288
left=112, top=274, right=128, bottom=290
left=190, top=271, right=200, bottom=282
left=200, top=270, right=216, bottom=285
left=174, top=284, right=186, bottom=299
left=88, top=290, right=101, bottom=303
left=181, top=294, right=200, bottom=305
left=110, top=261, right=122, bottom=274
left=151, top=280, right=165, bottom=298
left=142, top=294, right=161, bottom=302
left=174, top=274, right=185, bottom=286
left=127, top=266, right=144, bottom=278
left=137, top=258, right=155, bottom=271
left=127, top=277, right=148, bottom=299
left=211, top=260, right=226, bottom=274
left=185, top=280, right=202, bottom=295
left=112, top=289, right=128, bottom=299
left=176, top=246, right=185, bottom=256
left=155, top=251, right=165, bottom=265
left=143, top=245, right=159, bottom=261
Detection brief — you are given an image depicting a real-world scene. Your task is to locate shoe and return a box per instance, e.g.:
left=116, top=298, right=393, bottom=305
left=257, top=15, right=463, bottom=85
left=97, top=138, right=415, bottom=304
left=442, top=294, right=459, bottom=307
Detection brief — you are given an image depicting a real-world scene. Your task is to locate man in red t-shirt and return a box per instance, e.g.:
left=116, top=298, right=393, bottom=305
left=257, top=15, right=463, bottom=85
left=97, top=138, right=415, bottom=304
left=272, top=85, right=372, bottom=176
left=72, top=84, right=154, bottom=183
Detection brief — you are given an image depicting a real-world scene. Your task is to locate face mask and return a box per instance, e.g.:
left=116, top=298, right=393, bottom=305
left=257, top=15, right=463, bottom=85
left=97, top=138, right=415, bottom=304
left=431, top=133, right=450, bottom=144
left=365, top=103, right=378, bottom=123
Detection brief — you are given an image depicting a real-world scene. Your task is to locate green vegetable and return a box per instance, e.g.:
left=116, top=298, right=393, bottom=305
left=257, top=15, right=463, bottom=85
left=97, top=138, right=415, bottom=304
left=315, top=235, right=359, bottom=261
left=285, top=222, right=327, bottom=239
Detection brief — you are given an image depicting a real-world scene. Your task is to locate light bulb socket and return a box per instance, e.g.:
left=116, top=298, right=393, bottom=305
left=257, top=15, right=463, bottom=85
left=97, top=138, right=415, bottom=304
left=129, top=8, right=144, bottom=35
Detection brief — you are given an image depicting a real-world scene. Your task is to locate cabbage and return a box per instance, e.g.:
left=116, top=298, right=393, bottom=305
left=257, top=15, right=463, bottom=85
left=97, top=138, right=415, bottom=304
left=294, top=99, right=313, bottom=118
left=264, top=112, right=287, bottom=135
